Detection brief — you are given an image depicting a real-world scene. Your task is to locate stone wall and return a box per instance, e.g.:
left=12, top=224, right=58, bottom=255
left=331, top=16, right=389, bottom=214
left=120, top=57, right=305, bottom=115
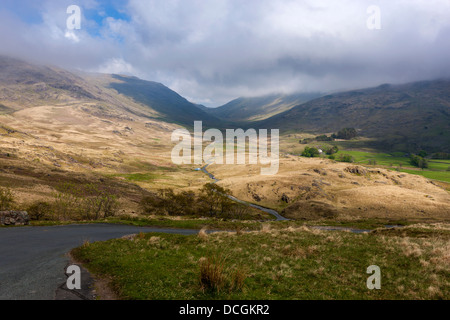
left=0, top=211, right=29, bottom=226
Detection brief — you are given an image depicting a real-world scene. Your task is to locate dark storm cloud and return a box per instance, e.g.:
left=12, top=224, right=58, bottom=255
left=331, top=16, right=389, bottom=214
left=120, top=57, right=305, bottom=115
left=0, top=0, right=450, bottom=106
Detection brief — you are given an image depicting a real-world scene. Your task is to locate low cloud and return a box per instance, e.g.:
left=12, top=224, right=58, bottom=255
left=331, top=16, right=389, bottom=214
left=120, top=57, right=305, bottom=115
left=0, top=0, right=450, bottom=106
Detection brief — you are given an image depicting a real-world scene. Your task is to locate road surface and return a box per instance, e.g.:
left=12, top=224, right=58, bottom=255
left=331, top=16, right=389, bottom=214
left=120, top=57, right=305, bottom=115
left=0, top=223, right=198, bottom=300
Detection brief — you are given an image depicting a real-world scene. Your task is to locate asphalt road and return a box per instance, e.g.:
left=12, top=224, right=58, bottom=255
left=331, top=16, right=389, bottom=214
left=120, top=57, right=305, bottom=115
left=201, top=164, right=289, bottom=221
left=0, top=224, right=198, bottom=300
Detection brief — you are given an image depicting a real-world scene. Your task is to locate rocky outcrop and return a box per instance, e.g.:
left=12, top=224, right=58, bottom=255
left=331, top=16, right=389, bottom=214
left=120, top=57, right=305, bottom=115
left=0, top=211, right=29, bottom=226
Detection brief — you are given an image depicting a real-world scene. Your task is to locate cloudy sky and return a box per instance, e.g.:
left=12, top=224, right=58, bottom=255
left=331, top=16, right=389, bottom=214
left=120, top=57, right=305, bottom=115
left=0, top=0, right=449, bottom=106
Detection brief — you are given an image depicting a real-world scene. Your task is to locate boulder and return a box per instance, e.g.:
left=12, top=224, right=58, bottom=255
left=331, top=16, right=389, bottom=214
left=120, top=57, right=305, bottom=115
left=281, top=193, right=290, bottom=203
left=0, top=211, right=30, bottom=226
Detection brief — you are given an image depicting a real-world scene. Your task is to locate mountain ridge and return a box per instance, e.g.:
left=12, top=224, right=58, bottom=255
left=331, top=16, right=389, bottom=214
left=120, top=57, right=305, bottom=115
left=257, top=79, right=450, bottom=153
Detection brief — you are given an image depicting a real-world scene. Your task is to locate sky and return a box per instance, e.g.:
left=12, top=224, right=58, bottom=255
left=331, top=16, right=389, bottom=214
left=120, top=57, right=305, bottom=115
left=0, top=0, right=450, bottom=107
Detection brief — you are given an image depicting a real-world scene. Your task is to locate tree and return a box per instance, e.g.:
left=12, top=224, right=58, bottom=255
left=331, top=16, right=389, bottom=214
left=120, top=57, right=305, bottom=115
left=198, top=183, right=234, bottom=217
left=338, top=154, right=355, bottom=163
left=301, top=147, right=320, bottom=157
left=0, top=187, right=14, bottom=210
left=410, top=154, right=428, bottom=169
left=315, top=135, right=332, bottom=141
left=326, top=146, right=339, bottom=155
left=336, top=128, right=357, bottom=140
left=418, top=150, right=428, bottom=158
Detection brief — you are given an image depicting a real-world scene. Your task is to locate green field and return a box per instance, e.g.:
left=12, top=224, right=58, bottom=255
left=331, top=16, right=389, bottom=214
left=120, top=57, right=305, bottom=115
left=332, top=150, right=450, bottom=183
left=71, top=224, right=450, bottom=300
left=396, top=169, right=450, bottom=183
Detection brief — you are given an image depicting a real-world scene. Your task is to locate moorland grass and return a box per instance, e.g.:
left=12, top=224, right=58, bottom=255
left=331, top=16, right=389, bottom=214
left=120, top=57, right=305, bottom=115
left=71, top=223, right=450, bottom=300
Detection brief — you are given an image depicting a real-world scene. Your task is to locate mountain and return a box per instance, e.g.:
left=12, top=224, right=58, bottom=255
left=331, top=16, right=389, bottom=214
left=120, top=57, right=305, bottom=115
left=106, top=75, right=224, bottom=128
left=206, top=92, right=322, bottom=122
left=0, top=56, right=221, bottom=128
left=259, top=80, right=450, bottom=153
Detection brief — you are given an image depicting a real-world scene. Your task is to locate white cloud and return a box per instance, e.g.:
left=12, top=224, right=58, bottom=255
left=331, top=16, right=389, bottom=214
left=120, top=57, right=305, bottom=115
left=97, top=57, right=136, bottom=75
left=0, top=0, right=450, bottom=106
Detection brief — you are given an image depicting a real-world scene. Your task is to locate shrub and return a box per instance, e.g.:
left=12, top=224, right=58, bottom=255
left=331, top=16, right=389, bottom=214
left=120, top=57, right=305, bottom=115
left=140, top=184, right=248, bottom=219
left=335, top=128, right=357, bottom=140
left=199, top=255, right=226, bottom=293
left=432, top=152, right=450, bottom=160
left=301, top=147, right=320, bottom=157
left=338, top=154, right=354, bottom=163
left=52, top=183, right=119, bottom=221
left=0, top=187, right=15, bottom=210
left=315, top=135, right=333, bottom=141
left=410, top=154, right=428, bottom=169
left=325, top=145, right=339, bottom=155
left=198, top=254, right=247, bottom=294
left=27, top=201, right=53, bottom=221
left=418, top=150, right=428, bottom=158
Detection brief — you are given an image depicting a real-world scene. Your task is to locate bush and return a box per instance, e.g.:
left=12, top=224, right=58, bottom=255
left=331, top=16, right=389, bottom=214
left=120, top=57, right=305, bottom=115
left=410, top=154, right=428, bottom=169
left=432, top=152, right=450, bottom=160
left=301, top=147, right=320, bottom=157
left=299, top=138, right=313, bottom=144
left=199, top=255, right=226, bottom=293
left=418, top=150, right=428, bottom=158
left=199, top=255, right=247, bottom=294
left=315, top=135, right=333, bottom=141
left=335, top=128, right=357, bottom=140
left=325, top=146, right=339, bottom=155
left=52, top=183, right=119, bottom=221
left=140, top=184, right=250, bottom=219
left=0, top=187, right=14, bottom=211
left=27, top=201, right=53, bottom=221
left=337, top=154, right=355, bottom=163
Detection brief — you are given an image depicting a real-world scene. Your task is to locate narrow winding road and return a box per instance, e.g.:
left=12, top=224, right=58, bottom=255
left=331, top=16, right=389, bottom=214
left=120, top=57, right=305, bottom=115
left=201, top=164, right=289, bottom=221
left=1, top=163, right=375, bottom=300
left=0, top=224, right=198, bottom=300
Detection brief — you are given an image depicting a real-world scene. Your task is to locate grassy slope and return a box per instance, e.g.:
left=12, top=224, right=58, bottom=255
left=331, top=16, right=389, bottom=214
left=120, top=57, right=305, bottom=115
left=332, top=149, right=450, bottom=183
left=207, top=93, right=322, bottom=122
left=258, top=80, right=450, bottom=153
left=71, top=224, right=450, bottom=300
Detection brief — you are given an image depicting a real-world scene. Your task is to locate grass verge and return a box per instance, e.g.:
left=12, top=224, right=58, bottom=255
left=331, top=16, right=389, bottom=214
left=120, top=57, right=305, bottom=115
left=71, top=223, right=450, bottom=300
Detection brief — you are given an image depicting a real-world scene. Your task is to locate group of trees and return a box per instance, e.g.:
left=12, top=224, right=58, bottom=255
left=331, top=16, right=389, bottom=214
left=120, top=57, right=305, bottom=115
left=315, top=135, right=334, bottom=142
left=301, top=145, right=339, bottom=158
left=0, top=187, right=14, bottom=211
left=410, top=154, right=429, bottom=169
left=333, top=128, right=358, bottom=140
left=432, top=152, right=450, bottom=160
left=27, top=183, right=119, bottom=221
left=300, top=128, right=358, bottom=145
left=140, top=183, right=250, bottom=220
left=301, top=147, right=321, bottom=158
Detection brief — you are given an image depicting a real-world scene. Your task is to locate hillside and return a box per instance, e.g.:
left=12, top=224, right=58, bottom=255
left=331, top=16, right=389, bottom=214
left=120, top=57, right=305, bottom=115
left=206, top=92, right=322, bottom=122
left=0, top=56, right=220, bottom=128
left=258, top=80, right=450, bottom=153
left=106, top=75, right=224, bottom=128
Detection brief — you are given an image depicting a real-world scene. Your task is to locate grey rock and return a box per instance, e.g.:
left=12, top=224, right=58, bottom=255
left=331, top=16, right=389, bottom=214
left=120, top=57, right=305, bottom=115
left=0, top=211, right=29, bottom=226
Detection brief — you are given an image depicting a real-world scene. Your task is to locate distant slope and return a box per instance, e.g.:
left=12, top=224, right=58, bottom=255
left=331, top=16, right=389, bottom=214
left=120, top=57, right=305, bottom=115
left=207, top=93, right=322, bottom=122
left=0, top=55, right=98, bottom=110
left=107, top=75, right=224, bottom=128
left=0, top=56, right=222, bottom=128
left=259, top=80, right=450, bottom=153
